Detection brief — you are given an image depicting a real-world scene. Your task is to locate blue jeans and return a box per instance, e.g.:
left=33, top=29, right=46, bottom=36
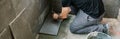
left=70, top=10, right=107, bottom=34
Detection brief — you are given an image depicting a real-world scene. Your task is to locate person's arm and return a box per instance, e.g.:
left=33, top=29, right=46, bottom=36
left=52, top=0, right=71, bottom=20
left=51, top=0, right=62, bottom=19
left=59, top=7, right=71, bottom=20
left=59, top=0, right=72, bottom=20
left=53, top=7, right=71, bottom=20
left=51, top=0, right=62, bottom=14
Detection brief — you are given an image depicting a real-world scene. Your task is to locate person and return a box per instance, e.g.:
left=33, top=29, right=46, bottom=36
left=52, top=0, right=120, bottom=35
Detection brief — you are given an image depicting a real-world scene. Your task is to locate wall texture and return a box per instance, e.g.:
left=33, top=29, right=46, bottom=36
left=103, top=0, right=120, bottom=18
left=0, top=0, right=120, bottom=39
left=0, top=0, right=49, bottom=39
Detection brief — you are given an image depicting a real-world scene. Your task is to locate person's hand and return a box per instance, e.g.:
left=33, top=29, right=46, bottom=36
left=59, top=7, right=71, bottom=20
left=53, top=13, right=59, bottom=20
left=59, top=11, right=68, bottom=20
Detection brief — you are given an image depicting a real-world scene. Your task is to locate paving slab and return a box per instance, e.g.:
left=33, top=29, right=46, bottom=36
left=40, top=14, right=62, bottom=35
left=0, top=27, right=13, bottom=39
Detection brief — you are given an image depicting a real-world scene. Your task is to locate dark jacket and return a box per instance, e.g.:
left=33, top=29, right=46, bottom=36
left=62, top=0, right=105, bottom=18
left=50, top=0, right=62, bottom=14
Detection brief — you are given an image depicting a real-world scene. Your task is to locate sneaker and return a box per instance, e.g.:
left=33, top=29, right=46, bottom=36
left=103, top=24, right=110, bottom=35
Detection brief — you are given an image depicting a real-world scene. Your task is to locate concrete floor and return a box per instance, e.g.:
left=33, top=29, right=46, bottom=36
left=38, top=15, right=120, bottom=39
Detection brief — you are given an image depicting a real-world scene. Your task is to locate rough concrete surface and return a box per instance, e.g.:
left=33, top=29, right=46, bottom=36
left=102, top=18, right=120, bottom=39
left=0, top=0, right=16, bottom=33
left=0, top=27, right=13, bottom=39
left=38, top=14, right=120, bottom=39
left=103, top=0, right=120, bottom=18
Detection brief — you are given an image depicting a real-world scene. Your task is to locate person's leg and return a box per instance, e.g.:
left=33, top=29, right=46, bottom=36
left=72, top=24, right=106, bottom=34
left=70, top=10, right=107, bottom=34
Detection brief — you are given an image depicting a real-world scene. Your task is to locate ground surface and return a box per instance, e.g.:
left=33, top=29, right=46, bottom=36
left=38, top=15, right=120, bottom=39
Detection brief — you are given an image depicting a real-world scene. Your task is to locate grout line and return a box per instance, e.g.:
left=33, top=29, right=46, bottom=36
left=118, top=8, right=120, bottom=17
left=0, top=28, right=7, bottom=37
left=118, top=8, right=120, bottom=21
left=9, top=8, right=26, bottom=26
left=35, top=34, right=40, bottom=39
left=119, top=8, right=120, bottom=13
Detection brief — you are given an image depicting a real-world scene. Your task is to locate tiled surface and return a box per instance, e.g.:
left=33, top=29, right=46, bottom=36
left=40, top=14, right=62, bottom=35
left=0, top=27, right=13, bottom=39
left=9, top=8, right=35, bottom=39
left=0, top=0, right=49, bottom=39
left=0, top=0, right=15, bottom=33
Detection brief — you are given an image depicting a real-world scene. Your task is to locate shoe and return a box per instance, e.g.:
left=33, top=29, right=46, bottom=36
left=103, top=24, right=110, bottom=35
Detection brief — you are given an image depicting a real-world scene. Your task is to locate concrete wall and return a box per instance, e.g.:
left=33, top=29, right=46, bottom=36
left=0, top=0, right=120, bottom=39
left=0, top=0, right=49, bottom=39
left=103, top=0, right=120, bottom=18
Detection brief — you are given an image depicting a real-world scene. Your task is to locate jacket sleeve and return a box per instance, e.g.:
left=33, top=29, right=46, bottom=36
left=62, top=0, right=71, bottom=7
left=51, top=0, right=62, bottom=14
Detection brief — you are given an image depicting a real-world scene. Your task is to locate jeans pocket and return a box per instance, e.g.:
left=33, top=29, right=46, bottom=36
left=87, top=16, right=100, bottom=24
left=87, top=16, right=96, bottom=21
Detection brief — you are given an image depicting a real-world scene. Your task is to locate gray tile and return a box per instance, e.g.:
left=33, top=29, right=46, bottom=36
left=9, top=8, right=35, bottom=39
left=40, top=14, right=62, bottom=35
left=0, top=27, right=13, bottom=39
left=0, top=0, right=16, bottom=33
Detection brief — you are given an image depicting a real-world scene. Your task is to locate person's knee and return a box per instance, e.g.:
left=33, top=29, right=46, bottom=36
left=69, top=23, right=84, bottom=34
left=70, top=29, right=76, bottom=34
left=70, top=28, right=83, bottom=34
left=70, top=26, right=77, bottom=34
left=70, top=25, right=90, bottom=34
